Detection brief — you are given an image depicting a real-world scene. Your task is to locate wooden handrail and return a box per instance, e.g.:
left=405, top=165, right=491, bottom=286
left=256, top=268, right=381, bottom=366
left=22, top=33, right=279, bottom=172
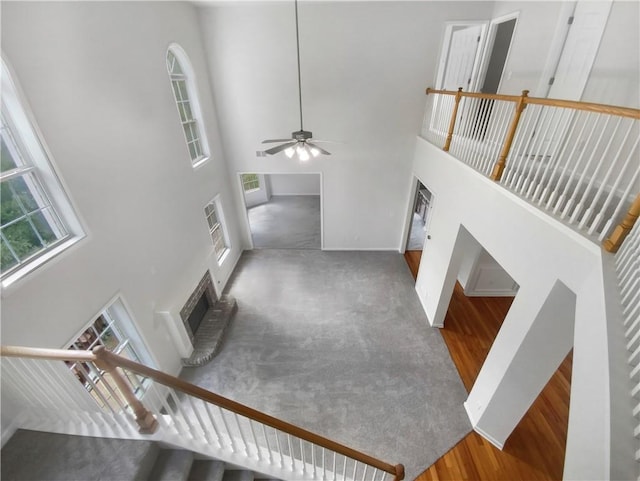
left=94, top=348, right=404, bottom=479
left=1, top=345, right=97, bottom=362
left=426, top=87, right=640, bottom=119
left=0, top=344, right=404, bottom=480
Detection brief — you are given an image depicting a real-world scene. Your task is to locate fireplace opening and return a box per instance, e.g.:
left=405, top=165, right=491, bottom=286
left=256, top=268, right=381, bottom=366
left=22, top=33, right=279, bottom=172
left=187, top=292, right=210, bottom=336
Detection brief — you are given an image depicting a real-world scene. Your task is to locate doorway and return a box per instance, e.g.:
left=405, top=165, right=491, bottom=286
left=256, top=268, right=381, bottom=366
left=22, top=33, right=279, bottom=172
left=404, top=181, right=433, bottom=280
left=240, top=173, right=322, bottom=250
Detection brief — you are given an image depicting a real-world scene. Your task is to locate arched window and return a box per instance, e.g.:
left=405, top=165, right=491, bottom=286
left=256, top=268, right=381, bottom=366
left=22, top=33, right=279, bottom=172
left=166, top=45, right=209, bottom=167
left=1, top=58, right=84, bottom=286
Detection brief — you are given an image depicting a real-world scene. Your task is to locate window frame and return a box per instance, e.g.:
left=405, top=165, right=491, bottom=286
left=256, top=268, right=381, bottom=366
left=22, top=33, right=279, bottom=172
left=65, top=296, right=155, bottom=409
left=204, top=195, right=230, bottom=264
left=1, top=58, right=85, bottom=288
left=166, top=44, right=210, bottom=168
left=241, top=173, right=260, bottom=192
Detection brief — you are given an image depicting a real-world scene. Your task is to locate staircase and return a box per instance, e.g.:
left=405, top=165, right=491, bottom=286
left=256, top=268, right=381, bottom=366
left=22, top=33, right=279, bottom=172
left=1, top=429, right=279, bottom=481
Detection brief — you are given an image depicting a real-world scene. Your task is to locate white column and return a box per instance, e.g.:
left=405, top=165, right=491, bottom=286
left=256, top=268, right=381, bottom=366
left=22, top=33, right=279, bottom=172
left=464, top=280, right=576, bottom=448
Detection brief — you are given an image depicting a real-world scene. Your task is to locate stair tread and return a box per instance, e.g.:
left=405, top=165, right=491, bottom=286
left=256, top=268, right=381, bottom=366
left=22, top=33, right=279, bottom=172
left=187, top=460, right=225, bottom=481
left=0, top=429, right=158, bottom=481
left=222, top=470, right=254, bottom=481
left=149, top=449, right=194, bottom=481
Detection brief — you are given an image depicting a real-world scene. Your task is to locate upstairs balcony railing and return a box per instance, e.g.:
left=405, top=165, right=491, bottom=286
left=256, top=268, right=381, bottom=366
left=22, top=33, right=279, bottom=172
left=1, top=345, right=404, bottom=481
left=422, top=88, right=640, bottom=252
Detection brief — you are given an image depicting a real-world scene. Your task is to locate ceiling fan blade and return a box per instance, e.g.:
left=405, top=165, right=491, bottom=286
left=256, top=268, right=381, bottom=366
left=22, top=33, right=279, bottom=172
left=306, top=142, right=331, bottom=155
left=264, top=141, right=298, bottom=155
left=308, top=139, right=342, bottom=144
left=262, top=139, right=294, bottom=144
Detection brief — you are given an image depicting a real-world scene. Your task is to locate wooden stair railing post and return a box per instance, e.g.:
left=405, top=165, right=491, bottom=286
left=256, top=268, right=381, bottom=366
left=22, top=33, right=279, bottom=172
left=393, top=463, right=405, bottom=481
left=93, top=346, right=159, bottom=434
left=491, top=90, right=529, bottom=181
left=443, top=87, right=464, bottom=152
left=603, top=193, right=640, bottom=253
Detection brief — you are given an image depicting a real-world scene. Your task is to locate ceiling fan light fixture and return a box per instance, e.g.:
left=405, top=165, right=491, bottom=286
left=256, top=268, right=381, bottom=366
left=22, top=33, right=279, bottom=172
left=260, top=0, right=332, bottom=161
left=298, top=145, right=311, bottom=162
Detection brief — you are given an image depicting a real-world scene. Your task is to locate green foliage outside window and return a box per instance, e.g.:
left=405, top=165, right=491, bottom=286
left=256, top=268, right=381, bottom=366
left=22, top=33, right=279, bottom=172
left=242, top=173, right=260, bottom=192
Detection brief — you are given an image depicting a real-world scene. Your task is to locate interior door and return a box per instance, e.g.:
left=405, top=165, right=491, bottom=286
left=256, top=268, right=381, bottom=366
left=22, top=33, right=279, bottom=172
left=534, top=1, right=612, bottom=157
left=441, top=25, right=484, bottom=91
left=547, top=0, right=612, bottom=101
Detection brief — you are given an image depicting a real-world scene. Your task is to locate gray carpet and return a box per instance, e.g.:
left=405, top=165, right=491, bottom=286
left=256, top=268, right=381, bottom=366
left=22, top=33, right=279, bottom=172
left=180, top=250, right=471, bottom=480
left=247, top=196, right=321, bottom=249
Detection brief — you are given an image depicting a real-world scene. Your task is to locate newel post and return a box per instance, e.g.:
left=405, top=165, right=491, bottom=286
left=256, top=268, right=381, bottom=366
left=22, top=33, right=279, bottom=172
left=603, top=193, right=640, bottom=253
left=443, top=88, right=464, bottom=152
left=491, top=90, right=529, bottom=181
left=93, top=346, right=159, bottom=434
left=393, top=464, right=405, bottom=481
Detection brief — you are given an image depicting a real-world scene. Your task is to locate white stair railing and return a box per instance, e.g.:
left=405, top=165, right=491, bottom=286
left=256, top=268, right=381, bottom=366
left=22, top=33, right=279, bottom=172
left=615, top=221, right=640, bottom=462
left=422, top=88, right=640, bottom=250
left=0, top=345, right=404, bottom=481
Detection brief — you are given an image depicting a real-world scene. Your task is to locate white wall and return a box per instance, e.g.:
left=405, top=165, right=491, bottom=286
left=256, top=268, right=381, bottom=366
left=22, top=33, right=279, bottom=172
left=267, top=173, right=320, bottom=196
left=0, top=2, right=242, bottom=378
left=412, top=137, right=635, bottom=480
left=198, top=1, right=495, bottom=250
left=493, top=0, right=639, bottom=108
left=582, top=0, right=640, bottom=108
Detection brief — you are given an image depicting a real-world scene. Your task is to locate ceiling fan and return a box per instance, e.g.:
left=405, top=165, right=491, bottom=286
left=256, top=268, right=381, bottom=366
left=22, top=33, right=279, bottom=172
left=261, top=0, right=331, bottom=162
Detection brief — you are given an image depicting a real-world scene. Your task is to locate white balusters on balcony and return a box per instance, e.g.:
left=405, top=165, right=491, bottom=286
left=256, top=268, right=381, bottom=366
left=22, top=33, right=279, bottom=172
left=422, top=88, right=640, bottom=251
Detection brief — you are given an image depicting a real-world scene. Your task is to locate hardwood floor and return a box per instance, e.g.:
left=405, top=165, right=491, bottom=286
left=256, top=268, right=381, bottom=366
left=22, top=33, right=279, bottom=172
left=404, top=250, right=422, bottom=281
left=415, top=283, right=572, bottom=481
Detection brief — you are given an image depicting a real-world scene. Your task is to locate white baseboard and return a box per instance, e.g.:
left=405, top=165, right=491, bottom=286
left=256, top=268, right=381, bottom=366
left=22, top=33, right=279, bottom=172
left=464, top=401, right=505, bottom=450
left=321, top=247, right=399, bottom=251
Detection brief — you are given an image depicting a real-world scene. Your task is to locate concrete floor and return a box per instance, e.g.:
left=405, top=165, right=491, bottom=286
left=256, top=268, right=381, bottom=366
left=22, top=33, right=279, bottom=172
left=247, top=196, right=321, bottom=249
left=407, top=213, right=427, bottom=250
left=181, top=250, right=471, bottom=480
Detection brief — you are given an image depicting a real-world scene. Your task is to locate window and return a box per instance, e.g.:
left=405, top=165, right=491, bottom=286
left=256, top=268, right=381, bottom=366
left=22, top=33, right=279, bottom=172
left=204, top=197, right=229, bottom=262
left=166, top=45, right=209, bottom=167
left=241, top=173, right=260, bottom=192
left=1, top=59, right=83, bottom=285
left=66, top=299, right=152, bottom=411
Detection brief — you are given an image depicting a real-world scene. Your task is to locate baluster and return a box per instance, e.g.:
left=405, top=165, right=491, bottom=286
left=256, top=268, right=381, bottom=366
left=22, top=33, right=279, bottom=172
left=187, top=397, right=211, bottom=443
left=539, top=109, right=580, bottom=207
left=203, top=403, right=223, bottom=447
left=506, top=104, right=540, bottom=189
left=600, top=168, right=640, bottom=241
left=287, top=434, right=295, bottom=471
left=233, top=413, right=250, bottom=456
left=352, top=460, right=359, bottom=481
left=261, top=424, right=274, bottom=465
left=563, top=115, right=611, bottom=222
left=486, top=101, right=514, bottom=176
left=604, top=193, right=640, bottom=252
left=589, top=133, right=639, bottom=235
left=312, top=443, right=317, bottom=478
left=218, top=407, right=237, bottom=453
left=274, top=429, right=284, bottom=467
left=491, top=90, right=529, bottom=181
left=249, top=420, right=262, bottom=461
left=526, top=107, right=563, bottom=199
left=342, top=456, right=348, bottom=481
left=171, top=391, right=199, bottom=439
left=361, top=465, right=368, bottom=481
left=299, top=438, right=307, bottom=475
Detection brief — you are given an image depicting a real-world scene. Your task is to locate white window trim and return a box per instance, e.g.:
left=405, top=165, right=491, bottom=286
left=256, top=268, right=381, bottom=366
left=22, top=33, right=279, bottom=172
left=204, top=194, right=230, bottom=265
left=64, top=294, right=157, bottom=405
left=1, top=58, right=85, bottom=289
left=166, top=43, right=210, bottom=168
